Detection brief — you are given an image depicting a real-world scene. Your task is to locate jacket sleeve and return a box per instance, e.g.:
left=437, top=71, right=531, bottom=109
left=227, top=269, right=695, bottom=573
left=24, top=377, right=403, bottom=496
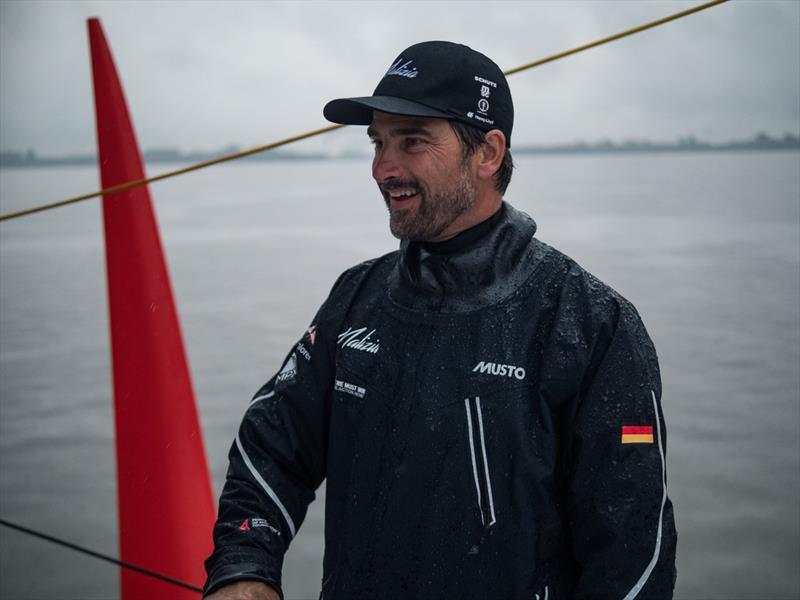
left=203, top=308, right=336, bottom=598
left=567, top=297, right=677, bottom=599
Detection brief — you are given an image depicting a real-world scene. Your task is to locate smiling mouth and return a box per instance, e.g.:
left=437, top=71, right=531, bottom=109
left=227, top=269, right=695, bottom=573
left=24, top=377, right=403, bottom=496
left=385, top=187, right=421, bottom=208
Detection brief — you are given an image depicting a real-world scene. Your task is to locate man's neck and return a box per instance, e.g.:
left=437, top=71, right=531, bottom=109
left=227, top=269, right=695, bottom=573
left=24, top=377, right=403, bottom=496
left=425, top=194, right=503, bottom=243
left=422, top=203, right=505, bottom=255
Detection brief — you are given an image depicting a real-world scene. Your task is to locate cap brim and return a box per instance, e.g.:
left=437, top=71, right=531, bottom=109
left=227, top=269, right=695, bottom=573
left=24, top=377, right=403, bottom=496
left=323, top=96, right=452, bottom=125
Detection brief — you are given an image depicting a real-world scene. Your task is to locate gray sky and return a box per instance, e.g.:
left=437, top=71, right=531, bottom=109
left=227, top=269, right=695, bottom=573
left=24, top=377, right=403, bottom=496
left=1, top=0, right=798, bottom=155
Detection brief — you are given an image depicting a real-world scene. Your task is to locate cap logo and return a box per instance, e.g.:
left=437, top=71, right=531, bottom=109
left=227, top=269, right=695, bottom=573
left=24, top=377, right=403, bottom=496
left=386, top=59, right=419, bottom=79
left=472, top=75, right=496, bottom=122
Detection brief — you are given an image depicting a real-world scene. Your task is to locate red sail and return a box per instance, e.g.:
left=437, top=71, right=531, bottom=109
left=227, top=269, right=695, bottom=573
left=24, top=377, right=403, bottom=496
left=88, top=18, right=215, bottom=598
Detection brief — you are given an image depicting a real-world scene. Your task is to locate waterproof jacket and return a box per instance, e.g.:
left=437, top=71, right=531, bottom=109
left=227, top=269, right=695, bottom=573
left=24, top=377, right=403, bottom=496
left=204, top=203, right=677, bottom=599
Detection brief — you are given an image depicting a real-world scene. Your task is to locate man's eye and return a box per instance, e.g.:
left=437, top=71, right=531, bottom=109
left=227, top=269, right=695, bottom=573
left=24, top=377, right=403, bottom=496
left=404, top=138, right=423, bottom=149
left=370, top=139, right=383, bottom=150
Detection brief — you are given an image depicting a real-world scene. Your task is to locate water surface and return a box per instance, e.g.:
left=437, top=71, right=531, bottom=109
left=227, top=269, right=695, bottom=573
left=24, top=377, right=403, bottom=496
left=1, top=152, right=798, bottom=599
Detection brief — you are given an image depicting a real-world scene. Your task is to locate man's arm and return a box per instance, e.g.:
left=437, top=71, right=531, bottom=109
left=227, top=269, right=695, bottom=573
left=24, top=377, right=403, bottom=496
left=204, top=315, right=335, bottom=598
left=566, top=298, right=677, bottom=598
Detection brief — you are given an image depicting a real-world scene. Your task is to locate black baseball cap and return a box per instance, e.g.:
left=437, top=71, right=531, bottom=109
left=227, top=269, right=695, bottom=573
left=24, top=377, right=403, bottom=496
left=323, top=41, right=514, bottom=147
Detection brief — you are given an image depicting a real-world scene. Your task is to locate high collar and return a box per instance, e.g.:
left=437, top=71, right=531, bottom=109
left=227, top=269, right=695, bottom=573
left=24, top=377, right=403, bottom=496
left=420, top=204, right=507, bottom=255
left=388, top=202, right=540, bottom=313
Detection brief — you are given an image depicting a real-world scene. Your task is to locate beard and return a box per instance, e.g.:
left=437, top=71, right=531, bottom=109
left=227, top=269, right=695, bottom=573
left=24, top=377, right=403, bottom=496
left=381, top=161, right=476, bottom=242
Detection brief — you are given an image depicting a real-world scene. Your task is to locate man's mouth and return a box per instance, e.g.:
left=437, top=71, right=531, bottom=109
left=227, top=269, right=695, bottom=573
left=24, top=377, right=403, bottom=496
left=385, top=187, right=421, bottom=209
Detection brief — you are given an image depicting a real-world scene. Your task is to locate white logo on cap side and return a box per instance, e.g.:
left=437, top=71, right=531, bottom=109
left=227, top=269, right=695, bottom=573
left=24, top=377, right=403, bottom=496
left=386, top=59, right=419, bottom=79
left=474, top=75, right=497, bottom=88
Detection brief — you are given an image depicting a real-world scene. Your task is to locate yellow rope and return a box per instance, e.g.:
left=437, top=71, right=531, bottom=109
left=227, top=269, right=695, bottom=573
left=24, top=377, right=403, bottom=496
left=0, top=125, right=344, bottom=222
left=504, top=0, right=728, bottom=76
left=0, top=0, right=728, bottom=223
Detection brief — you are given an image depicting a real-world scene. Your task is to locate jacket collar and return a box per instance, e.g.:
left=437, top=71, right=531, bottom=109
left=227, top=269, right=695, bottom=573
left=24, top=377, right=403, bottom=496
left=388, top=202, right=539, bottom=313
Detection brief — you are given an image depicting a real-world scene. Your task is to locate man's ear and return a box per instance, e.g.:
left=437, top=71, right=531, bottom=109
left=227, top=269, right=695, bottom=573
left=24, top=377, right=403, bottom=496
left=476, top=130, right=506, bottom=181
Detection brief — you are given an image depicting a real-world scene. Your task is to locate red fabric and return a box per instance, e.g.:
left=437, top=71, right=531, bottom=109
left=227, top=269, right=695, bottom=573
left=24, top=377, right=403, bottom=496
left=621, top=425, right=653, bottom=435
left=88, top=18, right=215, bottom=599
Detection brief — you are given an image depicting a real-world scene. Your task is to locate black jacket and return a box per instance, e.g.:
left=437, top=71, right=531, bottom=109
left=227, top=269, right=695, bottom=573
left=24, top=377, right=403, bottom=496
left=205, top=203, right=677, bottom=599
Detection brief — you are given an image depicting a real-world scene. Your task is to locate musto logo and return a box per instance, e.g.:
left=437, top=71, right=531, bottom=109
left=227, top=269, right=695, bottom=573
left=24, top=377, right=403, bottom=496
left=473, top=361, right=526, bottom=380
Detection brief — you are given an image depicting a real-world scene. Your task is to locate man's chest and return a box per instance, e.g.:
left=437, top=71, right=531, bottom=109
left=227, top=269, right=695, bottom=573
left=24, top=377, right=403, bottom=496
left=332, top=300, right=546, bottom=407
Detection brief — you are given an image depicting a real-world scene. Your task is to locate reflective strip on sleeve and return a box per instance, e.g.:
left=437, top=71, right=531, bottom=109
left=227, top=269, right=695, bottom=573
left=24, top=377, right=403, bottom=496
left=235, top=432, right=297, bottom=538
left=621, top=390, right=667, bottom=600
left=249, top=390, right=275, bottom=406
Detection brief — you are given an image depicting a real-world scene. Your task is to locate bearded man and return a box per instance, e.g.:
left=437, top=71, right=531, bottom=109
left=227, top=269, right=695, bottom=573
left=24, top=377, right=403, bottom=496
left=204, top=41, right=677, bottom=600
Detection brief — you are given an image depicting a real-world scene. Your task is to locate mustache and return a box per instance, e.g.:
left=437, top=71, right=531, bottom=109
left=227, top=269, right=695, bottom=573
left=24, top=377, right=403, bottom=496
left=378, top=179, right=422, bottom=195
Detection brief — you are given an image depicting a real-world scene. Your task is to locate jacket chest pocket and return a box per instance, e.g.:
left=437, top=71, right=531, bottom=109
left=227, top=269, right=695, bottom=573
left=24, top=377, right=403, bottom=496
left=464, top=396, right=497, bottom=529
left=428, top=382, right=543, bottom=535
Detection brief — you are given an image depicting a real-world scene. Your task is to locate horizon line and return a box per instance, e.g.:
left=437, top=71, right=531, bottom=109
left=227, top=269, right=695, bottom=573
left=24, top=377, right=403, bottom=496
left=2, top=131, right=799, bottom=165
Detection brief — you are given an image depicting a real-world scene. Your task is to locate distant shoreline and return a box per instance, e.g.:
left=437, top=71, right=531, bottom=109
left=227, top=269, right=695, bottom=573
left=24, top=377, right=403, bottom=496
left=2, top=133, right=798, bottom=168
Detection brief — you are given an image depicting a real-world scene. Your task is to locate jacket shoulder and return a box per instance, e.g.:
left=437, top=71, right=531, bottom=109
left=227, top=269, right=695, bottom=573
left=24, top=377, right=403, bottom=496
left=532, top=239, right=638, bottom=318
left=531, top=240, right=661, bottom=400
left=315, top=250, right=398, bottom=323
left=327, top=250, right=398, bottom=299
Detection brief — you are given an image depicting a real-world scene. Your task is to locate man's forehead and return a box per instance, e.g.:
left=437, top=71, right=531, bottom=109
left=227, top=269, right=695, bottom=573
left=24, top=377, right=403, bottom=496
left=367, top=112, right=447, bottom=136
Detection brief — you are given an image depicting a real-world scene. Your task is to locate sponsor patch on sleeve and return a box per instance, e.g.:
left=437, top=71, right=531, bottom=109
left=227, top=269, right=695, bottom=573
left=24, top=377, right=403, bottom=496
left=238, top=517, right=281, bottom=536
left=621, top=425, right=654, bottom=444
left=276, top=354, right=297, bottom=384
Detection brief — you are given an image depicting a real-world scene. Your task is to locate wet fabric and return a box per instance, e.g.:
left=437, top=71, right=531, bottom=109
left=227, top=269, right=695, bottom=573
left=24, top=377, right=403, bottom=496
left=204, top=203, right=677, bottom=599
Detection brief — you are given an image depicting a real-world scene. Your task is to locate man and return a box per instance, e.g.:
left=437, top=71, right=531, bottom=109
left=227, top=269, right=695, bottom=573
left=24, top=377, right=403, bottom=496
left=204, top=41, right=676, bottom=600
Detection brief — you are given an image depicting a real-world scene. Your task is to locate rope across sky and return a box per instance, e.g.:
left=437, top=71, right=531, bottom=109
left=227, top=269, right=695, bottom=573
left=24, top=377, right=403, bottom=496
left=0, top=0, right=729, bottom=223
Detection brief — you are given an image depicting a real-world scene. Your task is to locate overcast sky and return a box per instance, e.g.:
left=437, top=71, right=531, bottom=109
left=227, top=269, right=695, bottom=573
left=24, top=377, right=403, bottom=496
left=1, top=0, right=798, bottom=155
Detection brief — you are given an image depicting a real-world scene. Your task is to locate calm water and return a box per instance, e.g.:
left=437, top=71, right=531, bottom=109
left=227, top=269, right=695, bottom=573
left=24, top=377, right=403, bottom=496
left=1, top=151, right=798, bottom=599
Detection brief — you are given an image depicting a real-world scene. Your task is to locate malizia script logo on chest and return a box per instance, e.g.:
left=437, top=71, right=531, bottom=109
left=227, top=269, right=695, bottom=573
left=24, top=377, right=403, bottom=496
left=337, top=326, right=381, bottom=354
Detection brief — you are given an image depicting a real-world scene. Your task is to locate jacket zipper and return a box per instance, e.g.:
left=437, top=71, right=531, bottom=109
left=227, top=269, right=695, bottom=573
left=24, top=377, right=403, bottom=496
left=464, top=396, right=496, bottom=528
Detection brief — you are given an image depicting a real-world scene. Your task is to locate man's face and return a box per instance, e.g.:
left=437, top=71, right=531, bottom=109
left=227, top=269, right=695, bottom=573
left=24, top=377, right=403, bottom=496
left=368, top=112, right=477, bottom=242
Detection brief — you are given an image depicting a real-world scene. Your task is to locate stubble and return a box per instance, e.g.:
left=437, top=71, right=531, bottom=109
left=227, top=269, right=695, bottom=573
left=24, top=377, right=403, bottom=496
left=386, top=161, right=476, bottom=241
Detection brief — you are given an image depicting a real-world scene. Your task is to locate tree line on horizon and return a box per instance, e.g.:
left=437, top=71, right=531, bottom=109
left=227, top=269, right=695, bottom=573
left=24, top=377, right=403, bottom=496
left=1, top=132, right=798, bottom=167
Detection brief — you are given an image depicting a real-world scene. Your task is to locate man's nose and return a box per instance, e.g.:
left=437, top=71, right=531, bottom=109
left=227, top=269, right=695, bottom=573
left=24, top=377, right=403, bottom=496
left=372, top=145, right=402, bottom=183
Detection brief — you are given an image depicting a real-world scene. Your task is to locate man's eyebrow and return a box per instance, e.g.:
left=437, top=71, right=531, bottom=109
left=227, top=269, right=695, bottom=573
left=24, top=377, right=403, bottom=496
left=392, top=126, right=434, bottom=137
left=367, top=125, right=434, bottom=139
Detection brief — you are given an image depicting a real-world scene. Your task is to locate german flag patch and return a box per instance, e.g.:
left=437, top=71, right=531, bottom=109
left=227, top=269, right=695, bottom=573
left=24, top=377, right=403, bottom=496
left=621, top=425, right=654, bottom=444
